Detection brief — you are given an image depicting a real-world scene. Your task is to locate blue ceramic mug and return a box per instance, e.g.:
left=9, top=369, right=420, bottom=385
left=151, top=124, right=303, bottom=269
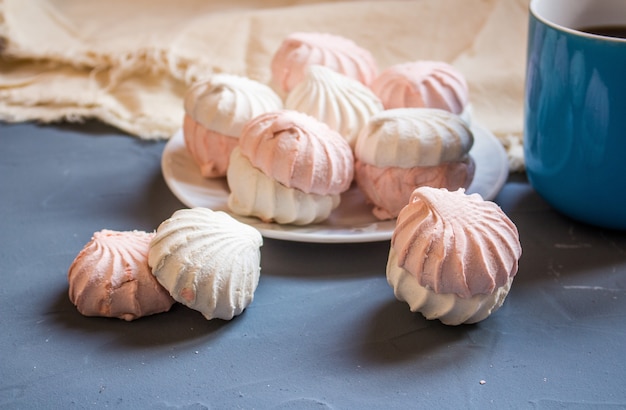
left=524, top=0, right=626, bottom=229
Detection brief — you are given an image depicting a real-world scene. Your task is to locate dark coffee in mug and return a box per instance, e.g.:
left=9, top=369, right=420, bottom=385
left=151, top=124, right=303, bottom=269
left=577, top=25, right=626, bottom=39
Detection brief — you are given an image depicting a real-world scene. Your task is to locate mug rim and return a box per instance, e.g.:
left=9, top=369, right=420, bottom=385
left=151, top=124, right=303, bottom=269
left=530, top=0, right=626, bottom=43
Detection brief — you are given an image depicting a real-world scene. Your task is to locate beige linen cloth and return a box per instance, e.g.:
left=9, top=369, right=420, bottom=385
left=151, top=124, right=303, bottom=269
left=0, top=0, right=529, bottom=170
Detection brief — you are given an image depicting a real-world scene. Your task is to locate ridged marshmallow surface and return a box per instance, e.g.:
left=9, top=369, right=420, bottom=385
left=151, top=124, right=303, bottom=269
left=285, top=65, right=383, bottom=148
left=238, top=110, right=354, bottom=196
left=390, top=187, right=521, bottom=299
left=371, top=61, right=469, bottom=115
left=68, top=230, right=175, bottom=321
left=183, top=115, right=240, bottom=178
left=270, top=32, right=378, bottom=93
left=354, top=108, right=473, bottom=168
left=387, top=248, right=514, bottom=325
left=183, top=73, right=283, bottom=137
left=355, top=156, right=475, bottom=220
left=148, top=208, right=263, bottom=320
left=228, top=147, right=341, bottom=225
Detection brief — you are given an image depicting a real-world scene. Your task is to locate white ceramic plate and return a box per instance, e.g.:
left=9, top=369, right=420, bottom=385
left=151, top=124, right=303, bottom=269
left=161, top=124, right=509, bottom=243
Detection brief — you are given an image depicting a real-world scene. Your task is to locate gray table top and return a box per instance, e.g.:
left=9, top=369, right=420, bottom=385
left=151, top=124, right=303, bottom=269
left=1, top=120, right=625, bottom=409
